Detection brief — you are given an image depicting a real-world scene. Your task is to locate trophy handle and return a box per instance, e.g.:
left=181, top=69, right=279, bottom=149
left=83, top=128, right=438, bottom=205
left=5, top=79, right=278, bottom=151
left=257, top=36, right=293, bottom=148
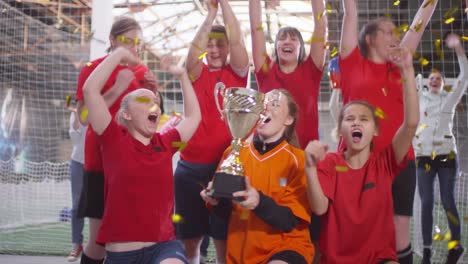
left=214, top=82, right=226, bottom=119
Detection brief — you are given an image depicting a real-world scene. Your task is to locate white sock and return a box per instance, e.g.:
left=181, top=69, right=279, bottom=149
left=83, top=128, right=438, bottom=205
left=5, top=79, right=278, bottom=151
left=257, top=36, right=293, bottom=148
left=187, top=256, right=200, bottom=264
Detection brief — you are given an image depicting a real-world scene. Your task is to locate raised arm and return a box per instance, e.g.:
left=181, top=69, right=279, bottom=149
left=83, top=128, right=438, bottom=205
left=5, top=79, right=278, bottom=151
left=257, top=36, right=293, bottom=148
left=249, top=0, right=268, bottom=72
left=310, top=0, right=327, bottom=69
left=443, top=33, right=468, bottom=108
left=186, top=0, right=218, bottom=80
left=304, top=140, right=329, bottom=215
left=83, top=48, right=138, bottom=135
left=339, top=0, right=358, bottom=58
left=400, top=0, right=438, bottom=53
left=219, top=0, right=249, bottom=71
left=390, top=47, right=419, bottom=163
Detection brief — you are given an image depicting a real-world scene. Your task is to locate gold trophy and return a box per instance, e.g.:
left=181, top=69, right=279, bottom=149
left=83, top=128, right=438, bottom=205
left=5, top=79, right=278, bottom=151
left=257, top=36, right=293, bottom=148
left=207, top=82, right=265, bottom=199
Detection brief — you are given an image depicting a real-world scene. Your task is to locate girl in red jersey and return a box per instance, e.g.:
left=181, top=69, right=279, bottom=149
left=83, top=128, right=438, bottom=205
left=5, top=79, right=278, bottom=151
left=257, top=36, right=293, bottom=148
left=305, top=47, right=418, bottom=264
left=75, top=17, right=158, bottom=264
left=174, top=0, right=249, bottom=263
left=82, top=47, right=200, bottom=264
left=338, top=0, right=438, bottom=262
left=201, top=89, right=315, bottom=264
left=249, top=0, right=327, bottom=149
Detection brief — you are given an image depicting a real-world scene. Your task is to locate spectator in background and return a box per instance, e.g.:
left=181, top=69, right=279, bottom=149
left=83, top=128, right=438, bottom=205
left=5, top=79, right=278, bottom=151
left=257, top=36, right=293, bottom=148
left=414, top=33, right=467, bottom=264
left=66, top=103, right=87, bottom=262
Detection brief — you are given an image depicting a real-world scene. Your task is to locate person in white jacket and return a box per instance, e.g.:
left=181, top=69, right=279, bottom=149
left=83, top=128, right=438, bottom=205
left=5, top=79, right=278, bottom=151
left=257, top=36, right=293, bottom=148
left=414, top=33, right=467, bottom=264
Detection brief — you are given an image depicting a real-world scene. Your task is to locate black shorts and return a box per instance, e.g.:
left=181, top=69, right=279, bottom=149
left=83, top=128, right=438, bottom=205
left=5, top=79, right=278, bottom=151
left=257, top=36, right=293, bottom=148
left=174, top=160, right=228, bottom=240
left=268, top=250, right=307, bottom=264
left=77, top=170, right=104, bottom=219
left=392, top=160, right=416, bottom=216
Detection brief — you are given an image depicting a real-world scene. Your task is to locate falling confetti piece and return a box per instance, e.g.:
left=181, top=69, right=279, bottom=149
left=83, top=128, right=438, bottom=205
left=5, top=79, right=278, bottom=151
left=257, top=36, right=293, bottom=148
left=65, top=95, right=71, bottom=107
left=208, top=32, right=226, bottom=39
left=256, top=25, right=263, bottom=31
left=462, top=36, right=468, bottom=41
left=431, top=150, right=436, bottom=160
left=425, top=163, right=431, bottom=172
left=381, top=87, right=388, bottom=96
left=306, top=36, right=325, bottom=44
left=443, top=231, right=451, bottom=241
left=172, top=141, right=188, bottom=151
left=198, top=51, right=208, bottom=60
left=444, top=17, right=455, bottom=24
left=149, top=103, right=160, bottom=113
left=335, top=166, right=348, bottom=172
left=374, top=107, right=386, bottom=119
left=326, top=3, right=332, bottom=13
left=448, top=151, right=455, bottom=160
left=448, top=240, right=459, bottom=250
left=435, top=39, right=443, bottom=59
left=433, top=233, right=441, bottom=241
left=135, top=96, right=151, bottom=104
left=413, top=19, right=424, bottom=32
left=189, top=73, right=195, bottom=82
left=86, top=62, right=92, bottom=67
left=443, top=7, right=459, bottom=19
left=80, top=108, right=88, bottom=122
left=443, top=85, right=453, bottom=92
left=419, top=123, right=427, bottom=130
left=240, top=209, right=249, bottom=220
left=317, top=10, right=327, bottom=20
left=171, top=214, right=183, bottom=223
left=422, top=0, right=435, bottom=8
left=419, top=57, right=429, bottom=66
left=447, top=212, right=460, bottom=226
left=393, top=0, right=400, bottom=6
left=330, top=46, right=338, bottom=57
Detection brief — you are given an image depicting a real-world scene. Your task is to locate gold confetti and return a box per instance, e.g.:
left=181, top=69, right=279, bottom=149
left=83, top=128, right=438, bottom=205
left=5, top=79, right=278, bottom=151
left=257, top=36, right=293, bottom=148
left=419, top=57, right=429, bottom=66
left=413, top=19, right=424, bottom=32
left=425, top=163, right=431, bottom=172
left=306, top=36, right=325, bottom=44
left=172, top=141, right=188, bottom=151
left=381, top=87, right=387, bottom=96
left=171, top=214, right=183, bottom=223
left=262, top=61, right=269, bottom=73
left=431, top=150, right=436, bottom=160
left=462, top=36, right=468, bottom=41
left=443, top=85, right=453, bottom=92
left=444, top=17, right=455, bottom=24
left=419, top=123, right=427, bottom=130
left=135, top=96, right=151, bottom=104
left=65, top=95, right=71, bottom=107
left=435, top=39, right=443, bottom=59
left=256, top=25, right=263, bottom=31
left=208, top=32, right=225, bottom=39
left=85, top=62, right=92, bottom=67
left=374, top=107, right=386, bottom=120
left=330, top=46, right=338, bottom=58
left=188, top=73, right=195, bottom=82
left=448, top=151, right=455, bottom=160
left=447, top=212, right=460, bottom=226
left=80, top=108, right=88, bottom=122
left=198, top=51, right=208, bottom=60
left=417, top=143, right=422, bottom=148
left=393, top=0, right=400, bottom=6
left=443, top=231, right=451, bottom=241
left=448, top=240, right=460, bottom=250
left=395, top=23, right=409, bottom=36
left=326, top=3, right=332, bottom=13
left=444, top=7, right=459, bottom=19
left=433, top=233, right=442, bottom=241
left=317, top=10, right=327, bottom=20
left=335, top=166, right=348, bottom=172
left=422, top=0, right=435, bottom=8
left=240, top=209, right=249, bottom=220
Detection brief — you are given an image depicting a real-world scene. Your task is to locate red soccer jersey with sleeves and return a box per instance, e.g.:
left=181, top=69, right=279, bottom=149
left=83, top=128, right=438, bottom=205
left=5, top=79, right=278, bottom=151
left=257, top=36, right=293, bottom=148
left=75, top=56, right=149, bottom=171
left=180, top=64, right=247, bottom=164
left=255, top=55, right=322, bottom=149
left=225, top=141, right=315, bottom=264
left=96, top=121, right=180, bottom=244
left=338, top=47, right=415, bottom=159
left=316, top=146, right=407, bottom=264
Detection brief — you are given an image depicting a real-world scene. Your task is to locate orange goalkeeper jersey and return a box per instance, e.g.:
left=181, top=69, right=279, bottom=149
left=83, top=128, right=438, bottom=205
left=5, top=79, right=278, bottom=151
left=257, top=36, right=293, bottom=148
left=225, top=140, right=315, bottom=264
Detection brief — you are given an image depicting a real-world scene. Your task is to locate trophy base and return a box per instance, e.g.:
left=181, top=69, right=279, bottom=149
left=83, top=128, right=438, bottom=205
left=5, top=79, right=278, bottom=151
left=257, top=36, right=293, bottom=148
left=208, top=172, right=246, bottom=201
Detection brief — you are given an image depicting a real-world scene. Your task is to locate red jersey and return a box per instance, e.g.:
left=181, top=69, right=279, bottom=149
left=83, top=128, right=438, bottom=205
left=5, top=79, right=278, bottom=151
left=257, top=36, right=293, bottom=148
left=338, top=47, right=415, bottom=159
left=225, top=141, right=314, bottom=264
left=180, top=64, right=247, bottom=164
left=317, top=146, right=407, bottom=263
left=75, top=56, right=149, bottom=171
left=255, top=55, right=322, bottom=149
left=96, top=121, right=180, bottom=244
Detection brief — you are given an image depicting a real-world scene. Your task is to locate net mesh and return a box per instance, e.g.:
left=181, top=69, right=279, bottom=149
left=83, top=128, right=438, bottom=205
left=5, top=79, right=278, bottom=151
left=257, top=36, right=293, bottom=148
left=0, top=0, right=466, bottom=262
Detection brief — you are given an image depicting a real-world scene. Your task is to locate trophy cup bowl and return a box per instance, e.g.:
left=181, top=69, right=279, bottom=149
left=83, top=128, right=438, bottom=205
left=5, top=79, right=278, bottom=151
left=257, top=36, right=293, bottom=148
left=207, top=82, right=265, bottom=199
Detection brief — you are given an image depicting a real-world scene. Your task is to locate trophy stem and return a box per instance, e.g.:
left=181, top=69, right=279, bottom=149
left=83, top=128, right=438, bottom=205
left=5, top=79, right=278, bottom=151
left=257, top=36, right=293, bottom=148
left=218, top=138, right=244, bottom=176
